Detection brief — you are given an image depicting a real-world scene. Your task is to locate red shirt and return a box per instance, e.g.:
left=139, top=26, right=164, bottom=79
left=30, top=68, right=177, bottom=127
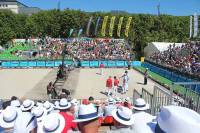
left=100, top=63, right=104, bottom=68
left=106, top=78, right=112, bottom=88
left=59, top=112, right=77, bottom=133
left=114, top=79, right=119, bottom=86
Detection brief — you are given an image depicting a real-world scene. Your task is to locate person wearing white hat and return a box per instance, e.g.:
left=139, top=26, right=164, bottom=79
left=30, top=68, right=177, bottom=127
left=103, top=98, right=117, bottom=124
left=43, top=101, right=54, bottom=114
left=0, top=106, right=18, bottom=133
left=73, top=104, right=101, bottom=133
left=133, top=98, right=150, bottom=111
left=155, top=105, right=200, bottom=133
left=10, top=100, right=21, bottom=108
left=132, top=98, right=155, bottom=133
left=14, top=99, right=37, bottom=133
left=41, top=113, right=65, bottom=133
left=108, top=106, right=134, bottom=132
left=31, top=106, right=48, bottom=133
left=56, top=98, right=77, bottom=133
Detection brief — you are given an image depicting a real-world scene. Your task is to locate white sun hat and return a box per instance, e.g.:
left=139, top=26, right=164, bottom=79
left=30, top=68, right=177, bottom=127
left=112, top=106, right=134, bottom=126
left=132, top=98, right=149, bottom=111
left=71, top=99, right=79, bottom=106
left=0, top=106, right=18, bottom=128
left=10, top=100, right=21, bottom=108
left=21, top=99, right=35, bottom=111
left=55, top=98, right=71, bottom=110
left=107, top=97, right=115, bottom=105
left=125, top=97, right=131, bottom=103
left=41, top=113, right=65, bottom=133
left=31, top=106, right=47, bottom=122
left=155, top=106, right=200, bottom=133
left=43, top=101, right=54, bottom=113
left=73, top=103, right=101, bottom=122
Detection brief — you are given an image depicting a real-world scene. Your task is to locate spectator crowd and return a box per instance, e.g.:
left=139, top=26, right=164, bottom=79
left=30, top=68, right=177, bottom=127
left=149, top=42, right=200, bottom=75
left=0, top=95, right=200, bottom=133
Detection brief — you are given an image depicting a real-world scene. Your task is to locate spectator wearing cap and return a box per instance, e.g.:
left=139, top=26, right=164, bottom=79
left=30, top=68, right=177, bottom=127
left=154, top=106, right=200, bottom=133
left=41, top=113, right=65, bottom=133
left=14, top=99, right=37, bottom=133
left=73, top=104, right=102, bottom=133
left=0, top=106, right=19, bottom=133
left=106, top=76, right=113, bottom=96
left=132, top=98, right=155, bottom=133
left=31, top=106, right=47, bottom=133
left=108, top=106, right=134, bottom=132
left=56, top=98, right=77, bottom=132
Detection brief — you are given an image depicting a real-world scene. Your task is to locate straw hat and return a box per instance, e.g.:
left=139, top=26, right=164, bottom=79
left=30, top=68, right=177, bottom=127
left=10, top=100, right=21, bottom=108
left=43, top=101, right=54, bottom=113
left=21, top=99, right=35, bottom=111
left=31, top=106, right=47, bottom=122
left=55, top=98, right=71, bottom=110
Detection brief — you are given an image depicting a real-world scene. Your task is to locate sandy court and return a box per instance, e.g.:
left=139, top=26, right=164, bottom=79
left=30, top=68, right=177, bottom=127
left=66, top=68, right=166, bottom=100
left=0, top=69, right=56, bottom=99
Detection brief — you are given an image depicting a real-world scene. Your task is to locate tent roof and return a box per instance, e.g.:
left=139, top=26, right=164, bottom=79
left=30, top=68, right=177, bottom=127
left=149, top=42, right=185, bottom=52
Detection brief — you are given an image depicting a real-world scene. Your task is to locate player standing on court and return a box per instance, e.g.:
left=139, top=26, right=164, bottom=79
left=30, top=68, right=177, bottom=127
left=106, top=76, right=113, bottom=96
left=99, top=62, right=105, bottom=75
left=120, top=71, right=129, bottom=94
left=113, top=76, right=119, bottom=96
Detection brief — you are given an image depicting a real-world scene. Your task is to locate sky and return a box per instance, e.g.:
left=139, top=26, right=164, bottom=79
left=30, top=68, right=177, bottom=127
left=18, top=0, right=200, bottom=16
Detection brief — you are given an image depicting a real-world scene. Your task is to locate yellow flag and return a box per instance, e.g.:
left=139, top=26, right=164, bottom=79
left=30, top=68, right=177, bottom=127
left=101, top=16, right=109, bottom=37
left=117, top=17, right=124, bottom=37
left=125, top=17, right=132, bottom=37
left=109, top=16, right=116, bottom=37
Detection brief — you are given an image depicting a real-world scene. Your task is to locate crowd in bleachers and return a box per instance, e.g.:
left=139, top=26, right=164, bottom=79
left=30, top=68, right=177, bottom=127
left=0, top=96, right=200, bottom=133
left=149, top=42, right=200, bottom=75
left=10, top=38, right=131, bottom=60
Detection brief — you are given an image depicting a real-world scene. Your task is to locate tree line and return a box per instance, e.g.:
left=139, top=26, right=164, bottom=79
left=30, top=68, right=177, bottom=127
left=0, top=9, right=190, bottom=58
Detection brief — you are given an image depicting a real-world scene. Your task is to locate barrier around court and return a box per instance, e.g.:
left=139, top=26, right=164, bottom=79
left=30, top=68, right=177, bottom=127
left=0, top=60, right=141, bottom=68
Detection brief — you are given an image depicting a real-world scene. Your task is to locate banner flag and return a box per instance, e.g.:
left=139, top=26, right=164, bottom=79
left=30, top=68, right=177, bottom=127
left=189, top=16, right=193, bottom=38
left=109, top=16, right=116, bottom=37
left=117, top=17, right=124, bottom=37
left=193, top=13, right=198, bottom=38
left=101, top=16, right=109, bottom=37
left=125, top=17, right=132, bottom=37
left=69, top=29, right=74, bottom=37
left=78, top=29, right=83, bottom=38
left=95, top=17, right=101, bottom=36
left=86, top=16, right=93, bottom=36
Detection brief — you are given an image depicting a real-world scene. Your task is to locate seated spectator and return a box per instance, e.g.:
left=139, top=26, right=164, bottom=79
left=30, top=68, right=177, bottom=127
left=108, top=106, right=134, bottom=132
left=42, top=113, right=65, bottom=133
left=14, top=99, right=37, bottom=133
left=0, top=106, right=19, bottom=133
left=73, top=104, right=101, bottom=133
left=55, top=98, right=77, bottom=132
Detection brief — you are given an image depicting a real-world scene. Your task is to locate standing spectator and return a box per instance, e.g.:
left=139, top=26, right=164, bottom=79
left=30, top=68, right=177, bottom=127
left=144, top=68, right=148, bottom=85
left=113, top=76, right=119, bottom=96
left=106, top=76, right=113, bottom=96
left=56, top=98, right=77, bottom=132
left=99, top=62, right=105, bottom=75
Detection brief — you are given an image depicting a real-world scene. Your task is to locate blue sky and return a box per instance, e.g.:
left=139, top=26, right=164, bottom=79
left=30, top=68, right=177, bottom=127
left=18, top=0, right=200, bottom=16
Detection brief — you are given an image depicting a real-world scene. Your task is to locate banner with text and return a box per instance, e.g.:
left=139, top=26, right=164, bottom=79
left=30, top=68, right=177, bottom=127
left=125, top=17, right=132, bottom=37
left=190, top=16, right=193, bottom=38
left=95, top=17, right=101, bottom=36
left=101, top=16, right=109, bottom=37
left=109, top=16, right=116, bottom=37
left=193, top=13, right=198, bottom=38
left=117, top=17, right=124, bottom=37
left=86, top=16, right=93, bottom=36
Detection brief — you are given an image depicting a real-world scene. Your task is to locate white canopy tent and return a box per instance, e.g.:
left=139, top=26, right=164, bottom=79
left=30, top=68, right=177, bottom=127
left=144, top=42, right=185, bottom=57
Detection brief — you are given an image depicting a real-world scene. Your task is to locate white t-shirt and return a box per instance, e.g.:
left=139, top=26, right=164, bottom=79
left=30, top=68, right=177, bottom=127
left=13, top=112, right=37, bottom=133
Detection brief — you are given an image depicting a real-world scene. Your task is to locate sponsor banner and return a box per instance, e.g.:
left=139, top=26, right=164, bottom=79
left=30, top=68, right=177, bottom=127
left=107, top=61, right=116, bottom=67
left=19, top=61, right=28, bottom=67
left=55, top=61, right=62, bottom=67
left=78, top=29, right=83, bottom=38
left=117, top=17, right=124, bottom=37
left=46, top=61, right=55, bottom=67
left=95, top=17, right=101, bottom=36
left=28, top=61, right=37, bottom=67
left=101, top=16, right=109, bottom=37
left=37, top=61, right=46, bottom=67
left=81, top=61, right=90, bottom=67
left=109, top=16, right=116, bottom=37
left=64, top=61, right=73, bottom=65
left=86, top=17, right=93, bottom=36
left=116, top=61, right=125, bottom=67
left=10, top=61, right=19, bottom=67
left=69, top=29, right=74, bottom=37
left=2, top=61, right=11, bottom=67
left=125, top=17, right=132, bottom=37
left=90, top=61, right=99, bottom=67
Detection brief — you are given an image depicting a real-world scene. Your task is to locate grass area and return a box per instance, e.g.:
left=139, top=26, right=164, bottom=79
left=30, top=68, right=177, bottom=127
left=134, top=66, right=187, bottom=95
